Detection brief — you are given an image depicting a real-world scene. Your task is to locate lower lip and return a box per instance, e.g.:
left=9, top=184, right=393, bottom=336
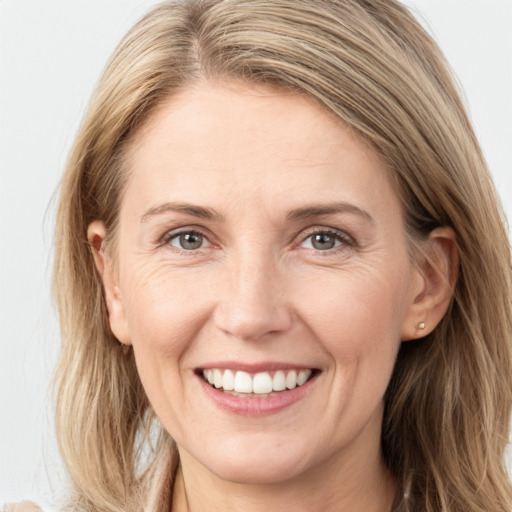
left=197, top=373, right=318, bottom=416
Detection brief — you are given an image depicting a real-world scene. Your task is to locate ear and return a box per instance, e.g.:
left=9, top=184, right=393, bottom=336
left=87, top=221, right=132, bottom=346
left=401, top=227, right=458, bottom=341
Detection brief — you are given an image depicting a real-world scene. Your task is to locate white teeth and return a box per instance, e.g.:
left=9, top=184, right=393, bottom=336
left=297, top=369, right=312, bottom=386
left=234, top=370, right=253, bottom=393
left=223, top=369, right=235, bottom=391
left=272, top=371, right=286, bottom=391
left=253, top=372, right=273, bottom=394
left=286, top=370, right=297, bottom=389
left=202, top=368, right=314, bottom=394
left=213, top=369, right=223, bottom=388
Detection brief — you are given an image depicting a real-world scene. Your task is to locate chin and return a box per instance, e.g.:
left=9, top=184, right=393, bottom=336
left=212, top=460, right=306, bottom=486
left=185, top=438, right=314, bottom=485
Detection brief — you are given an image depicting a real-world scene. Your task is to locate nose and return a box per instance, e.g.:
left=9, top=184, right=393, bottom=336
left=213, top=250, right=293, bottom=342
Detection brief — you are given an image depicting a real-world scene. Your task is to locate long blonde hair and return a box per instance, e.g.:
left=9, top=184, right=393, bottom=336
left=53, top=1, right=512, bottom=510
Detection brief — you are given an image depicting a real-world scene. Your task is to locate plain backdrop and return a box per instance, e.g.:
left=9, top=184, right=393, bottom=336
left=1, top=0, right=511, bottom=507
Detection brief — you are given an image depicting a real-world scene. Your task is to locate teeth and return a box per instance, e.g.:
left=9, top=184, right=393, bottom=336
left=223, top=369, right=235, bottom=391
left=272, top=371, right=286, bottom=391
left=286, top=370, right=297, bottom=389
left=297, top=369, right=310, bottom=386
left=253, top=372, right=273, bottom=394
left=202, top=368, right=313, bottom=394
left=213, top=369, right=223, bottom=388
left=234, top=371, right=253, bottom=393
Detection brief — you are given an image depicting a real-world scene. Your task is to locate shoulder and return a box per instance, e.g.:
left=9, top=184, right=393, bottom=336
left=2, top=502, right=43, bottom=512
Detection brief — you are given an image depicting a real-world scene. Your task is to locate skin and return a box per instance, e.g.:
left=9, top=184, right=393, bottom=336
left=89, top=80, right=456, bottom=512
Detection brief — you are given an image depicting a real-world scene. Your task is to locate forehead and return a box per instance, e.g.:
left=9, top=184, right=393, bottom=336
left=121, top=80, right=401, bottom=223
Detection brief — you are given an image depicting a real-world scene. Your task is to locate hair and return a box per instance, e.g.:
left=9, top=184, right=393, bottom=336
left=53, top=1, right=512, bottom=511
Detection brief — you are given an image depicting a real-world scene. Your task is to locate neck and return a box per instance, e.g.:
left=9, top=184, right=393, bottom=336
left=171, top=438, right=397, bottom=512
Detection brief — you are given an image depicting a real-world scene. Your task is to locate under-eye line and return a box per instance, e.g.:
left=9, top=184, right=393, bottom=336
left=159, top=225, right=356, bottom=255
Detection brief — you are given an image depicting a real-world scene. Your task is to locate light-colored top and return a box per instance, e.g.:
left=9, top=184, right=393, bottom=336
left=2, top=502, right=43, bottom=512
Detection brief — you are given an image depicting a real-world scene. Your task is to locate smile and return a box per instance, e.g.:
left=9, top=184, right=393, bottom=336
left=196, top=365, right=321, bottom=416
left=201, top=368, right=315, bottom=396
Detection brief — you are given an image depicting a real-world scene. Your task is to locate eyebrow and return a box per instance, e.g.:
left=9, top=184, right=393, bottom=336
left=140, top=201, right=224, bottom=223
left=140, top=200, right=374, bottom=224
left=286, top=202, right=374, bottom=224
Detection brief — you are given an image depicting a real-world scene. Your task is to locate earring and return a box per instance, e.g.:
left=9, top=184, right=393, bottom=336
left=418, top=322, right=426, bottom=330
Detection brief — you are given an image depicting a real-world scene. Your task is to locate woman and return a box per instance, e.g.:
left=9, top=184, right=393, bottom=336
left=46, top=0, right=512, bottom=511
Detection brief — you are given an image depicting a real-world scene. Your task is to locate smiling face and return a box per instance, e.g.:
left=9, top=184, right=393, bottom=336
left=91, top=81, right=426, bottom=487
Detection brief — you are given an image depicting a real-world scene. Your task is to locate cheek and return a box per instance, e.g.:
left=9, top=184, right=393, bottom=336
left=120, top=256, right=213, bottom=346
left=118, top=264, right=212, bottom=432
left=117, top=262, right=211, bottom=399
left=294, top=261, right=409, bottom=366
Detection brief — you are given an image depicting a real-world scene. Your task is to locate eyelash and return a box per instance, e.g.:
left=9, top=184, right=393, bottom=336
left=160, top=226, right=355, bottom=254
left=161, top=229, right=212, bottom=252
left=298, top=228, right=354, bottom=253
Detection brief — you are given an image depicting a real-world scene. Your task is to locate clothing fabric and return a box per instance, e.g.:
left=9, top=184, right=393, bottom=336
left=2, top=501, right=43, bottom=512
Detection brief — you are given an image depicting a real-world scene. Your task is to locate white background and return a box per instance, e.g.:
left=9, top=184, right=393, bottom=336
left=1, top=0, right=511, bottom=507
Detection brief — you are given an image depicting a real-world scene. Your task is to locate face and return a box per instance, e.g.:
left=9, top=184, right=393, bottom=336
left=97, top=81, right=425, bottom=485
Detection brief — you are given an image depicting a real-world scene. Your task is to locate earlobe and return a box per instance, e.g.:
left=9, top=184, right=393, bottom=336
left=401, top=227, right=458, bottom=341
left=87, top=221, right=132, bottom=346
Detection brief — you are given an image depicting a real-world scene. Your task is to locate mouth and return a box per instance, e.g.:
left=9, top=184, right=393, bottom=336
left=198, top=368, right=319, bottom=397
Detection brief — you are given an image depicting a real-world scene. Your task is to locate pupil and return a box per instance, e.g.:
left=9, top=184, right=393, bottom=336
left=312, top=233, right=335, bottom=250
left=180, top=232, right=202, bottom=250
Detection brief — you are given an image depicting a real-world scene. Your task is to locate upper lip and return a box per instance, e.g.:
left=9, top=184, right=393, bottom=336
left=198, top=361, right=319, bottom=372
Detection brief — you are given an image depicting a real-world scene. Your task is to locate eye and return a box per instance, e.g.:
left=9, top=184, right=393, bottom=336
left=167, top=230, right=209, bottom=251
left=300, top=230, right=349, bottom=251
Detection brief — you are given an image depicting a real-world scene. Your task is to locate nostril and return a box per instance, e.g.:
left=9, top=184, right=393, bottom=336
left=213, top=305, right=293, bottom=342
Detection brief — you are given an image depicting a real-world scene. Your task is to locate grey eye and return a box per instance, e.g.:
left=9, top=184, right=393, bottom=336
left=302, top=232, right=342, bottom=251
left=170, top=231, right=206, bottom=250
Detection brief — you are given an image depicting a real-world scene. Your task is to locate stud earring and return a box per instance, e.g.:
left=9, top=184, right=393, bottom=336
left=418, top=322, right=426, bottom=330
